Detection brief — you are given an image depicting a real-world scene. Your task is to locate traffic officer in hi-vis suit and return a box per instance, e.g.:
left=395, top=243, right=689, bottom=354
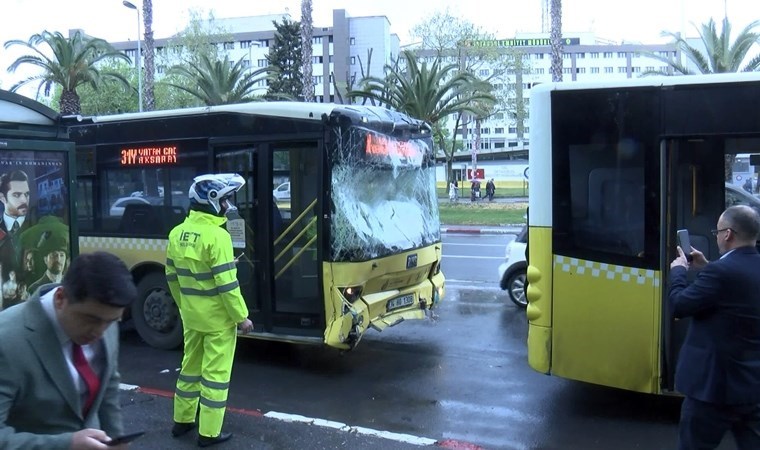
left=165, top=173, right=253, bottom=448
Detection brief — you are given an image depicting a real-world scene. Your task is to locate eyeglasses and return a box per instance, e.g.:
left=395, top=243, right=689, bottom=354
left=710, top=228, right=734, bottom=236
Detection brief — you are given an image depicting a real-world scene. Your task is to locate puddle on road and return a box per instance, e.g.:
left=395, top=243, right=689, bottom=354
left=450, top=286, right=505, bottom=315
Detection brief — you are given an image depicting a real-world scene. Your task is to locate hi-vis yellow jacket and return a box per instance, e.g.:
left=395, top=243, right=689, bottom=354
left=165, top=210, right=248, bottom=332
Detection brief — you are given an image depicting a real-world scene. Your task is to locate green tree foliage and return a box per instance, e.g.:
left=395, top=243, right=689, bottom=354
left=646, top=18, right=760, bottom=75
left=411, top=10, right=514, bottom=181
left=165, top=54, right=271, bottom=106
left=4, top=30, right=131, bottom=114
left=550, top=0, right=563, bottom=82
left=267, top=18, right=303, bottom=100
left=349, top=50, right=495, bottom=158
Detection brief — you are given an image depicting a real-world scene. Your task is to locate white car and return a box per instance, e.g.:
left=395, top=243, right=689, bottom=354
left=498, top=225, right=528, bottom=308
left=273, top=182, right=291, bottom=200
left=109, top=196, right=151, bottom=217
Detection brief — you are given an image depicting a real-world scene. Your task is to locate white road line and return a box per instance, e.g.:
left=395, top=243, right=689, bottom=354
left=264, top=412, right=437, bottom=446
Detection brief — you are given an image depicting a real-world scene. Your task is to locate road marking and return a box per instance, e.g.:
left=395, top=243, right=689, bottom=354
left=120, top=385, right=481, bottom=448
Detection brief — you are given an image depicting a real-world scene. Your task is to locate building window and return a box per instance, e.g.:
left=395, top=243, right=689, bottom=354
left=645, top=66, right=655, bottom=72
left=242, top=59, right=251, bottom=68
left=223, top=42, right=234, bottom=50
left=349, top=37, right=355, bottom=45
left=576, top=67, right=586, bottom=74
left=329, top=74, right=334, bottom=83
left=313, top=75, right=323, bottom=84
left=240, top=41, right=252, bottom=49
left=632, top=66, right=641, bottom=73
left=508, top=127, right=517, bottom=134
left=313, top=36, right=323, bottom=44
left=350, top=56, right=356, bottom=65
left=495, top=127, right=504, bottom=134
left=534, top=53, right=545, bottom=59
left=591, top=67, right=600, bottom=73
left=479, top=69, right=489, bottom=76
left=590, top=52, right=599, bottom=58
left=494, top=142, right=505, bottom=148
left=258, top=59, right=268, bottom=68
left=312, top=56, right=323, bottom=64
left=258, top=39, right=269, bottom=47
left=577, top=53, right=585, bottom=59
left=562, top=67, right=572, bottom=74
left=563, top=53, right=571, bottom=59
left=508, top=141, right=518, bottom=147
left=617, top=66, right=627, bottom=73
left=617, top=51, right=626, bottom=57
left=534, top=68, right=545, bottom=74
left=157, top=65, right=165, bottom=74
left=481, top=128, right=490, bottom=134
left=603, top=52, right=613, bottom=58
left=658, top=51, right=670, bottom=57
left=605, top=67, right=614, bottom=73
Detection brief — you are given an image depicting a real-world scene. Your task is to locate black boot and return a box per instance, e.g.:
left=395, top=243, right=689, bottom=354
left=171, top=421, right=196, bottom=437
left=197, top=432, right=233, bottom=447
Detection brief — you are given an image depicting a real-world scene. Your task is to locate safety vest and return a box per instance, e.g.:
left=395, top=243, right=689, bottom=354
left=165, top=210, right=249, bottom=332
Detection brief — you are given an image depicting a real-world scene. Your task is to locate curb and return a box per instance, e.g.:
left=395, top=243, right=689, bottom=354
left=441, top=226, right=521, bottom=235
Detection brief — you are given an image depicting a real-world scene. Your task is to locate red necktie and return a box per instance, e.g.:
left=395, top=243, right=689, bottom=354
left=72, top=344, right=100, bottom=416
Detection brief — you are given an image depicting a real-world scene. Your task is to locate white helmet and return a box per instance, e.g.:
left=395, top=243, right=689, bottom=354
left=189, top=173, right=245, bottom=215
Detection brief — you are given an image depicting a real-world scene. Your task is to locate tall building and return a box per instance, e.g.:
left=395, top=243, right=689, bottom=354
left=109, top=9, right=399, bottom=104
left=107, top=10, right=680, bottom=159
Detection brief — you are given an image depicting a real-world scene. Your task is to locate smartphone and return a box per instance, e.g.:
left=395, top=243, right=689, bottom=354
left=676, top=229, right=693, bottom=261
left=107, top=431, right=145, bottom=446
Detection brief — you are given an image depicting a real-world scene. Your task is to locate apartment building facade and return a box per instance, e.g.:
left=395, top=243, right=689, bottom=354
left=108, top=10, right=680, bottom=156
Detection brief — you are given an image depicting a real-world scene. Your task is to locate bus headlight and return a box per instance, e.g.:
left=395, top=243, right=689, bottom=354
left=340, top=286, right=363, bottom=302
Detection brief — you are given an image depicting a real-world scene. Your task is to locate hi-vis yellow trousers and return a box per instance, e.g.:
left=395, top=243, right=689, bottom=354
left=173, top=326, right=237, bottom=438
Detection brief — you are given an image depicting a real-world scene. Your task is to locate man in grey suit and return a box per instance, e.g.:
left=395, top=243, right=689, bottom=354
left=0, top=251, right=138, bottom=449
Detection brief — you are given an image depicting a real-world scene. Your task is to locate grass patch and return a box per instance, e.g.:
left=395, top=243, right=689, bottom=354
left=438, top=200, right=527, bottom=226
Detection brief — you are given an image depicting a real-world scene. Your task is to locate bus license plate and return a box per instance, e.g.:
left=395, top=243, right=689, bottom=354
left=387, top=294, right=414, bottom=311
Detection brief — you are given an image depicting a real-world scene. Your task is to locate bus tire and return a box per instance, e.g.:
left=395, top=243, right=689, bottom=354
left=133, top=272, right=183, bottom=350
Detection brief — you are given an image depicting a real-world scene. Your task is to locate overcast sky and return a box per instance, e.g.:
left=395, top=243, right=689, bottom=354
left=2, top=0, right=757, bottom=90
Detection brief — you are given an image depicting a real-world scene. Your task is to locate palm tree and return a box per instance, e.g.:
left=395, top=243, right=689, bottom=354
left=164, top=54, right=273, bottom=106
left=4, top=30, right=131, bottom=114
left=143, top=0, right=156, bottom=111
left=300, top=0, right=315, bottom=102
left=550, top=0, right=563, bottom=81
left=349, top=50, right=495, bottom=125
left=647, top=18, right=760, bottom=75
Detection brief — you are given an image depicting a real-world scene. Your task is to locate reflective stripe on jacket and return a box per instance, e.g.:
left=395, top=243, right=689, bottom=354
left=165, top=210, right=248, bottom=332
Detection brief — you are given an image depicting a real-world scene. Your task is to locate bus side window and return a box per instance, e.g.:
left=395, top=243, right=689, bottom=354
left=119, top=204, right=164, bottom=235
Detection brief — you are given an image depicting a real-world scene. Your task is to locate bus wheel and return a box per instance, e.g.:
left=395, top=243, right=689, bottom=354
left=133, top=272, right=183, bottom=349
left=506, top=270, right=528, bottom=308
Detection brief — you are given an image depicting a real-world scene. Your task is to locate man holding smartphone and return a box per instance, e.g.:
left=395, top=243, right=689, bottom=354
left=669, top=205, right=760, bottom=450
left=0, top=252, right=138, bottom=449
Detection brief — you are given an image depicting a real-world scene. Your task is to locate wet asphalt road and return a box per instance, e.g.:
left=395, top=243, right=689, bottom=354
left=117, top=233, right=737, bottom=449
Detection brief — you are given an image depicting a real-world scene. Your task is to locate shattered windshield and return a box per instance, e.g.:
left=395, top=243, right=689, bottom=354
left=330, top=127, right=441, bottom=262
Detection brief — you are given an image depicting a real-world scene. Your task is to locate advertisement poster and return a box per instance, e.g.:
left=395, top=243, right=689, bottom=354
left=0, top=151, right=69, bottom=310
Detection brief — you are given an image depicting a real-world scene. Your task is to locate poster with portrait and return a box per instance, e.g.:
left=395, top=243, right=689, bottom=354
left=0, top=151, right=70, bottom=310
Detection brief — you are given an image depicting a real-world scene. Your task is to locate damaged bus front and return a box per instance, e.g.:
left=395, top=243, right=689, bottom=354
left=323, top=111, right=445, bottom=349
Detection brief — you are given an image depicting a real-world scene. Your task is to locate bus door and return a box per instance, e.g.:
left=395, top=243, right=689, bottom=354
left=213, top=146, right=263, bottom=327
left=268, top=142, right=323, bottom=339
left=662, top=137, right=725, bottom=391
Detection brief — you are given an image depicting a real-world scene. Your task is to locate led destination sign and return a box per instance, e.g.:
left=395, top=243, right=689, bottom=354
left=121, top=145, right=178, bottom=165
left=365, top=134, right=425, bottom=164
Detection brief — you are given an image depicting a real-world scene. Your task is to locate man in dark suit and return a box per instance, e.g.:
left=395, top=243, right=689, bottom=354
left=0, top=251, right=138, bottom=449
left=669, top=205, right=760, bottom=450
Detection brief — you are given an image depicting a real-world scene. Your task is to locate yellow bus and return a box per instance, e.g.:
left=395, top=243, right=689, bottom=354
left=526, top=72, right=760, bottom=394
left=68, top=102, right=444, bottom=350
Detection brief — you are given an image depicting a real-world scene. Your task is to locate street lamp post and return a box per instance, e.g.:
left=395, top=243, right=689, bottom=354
left=122, top=0, right=142, bottom=112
